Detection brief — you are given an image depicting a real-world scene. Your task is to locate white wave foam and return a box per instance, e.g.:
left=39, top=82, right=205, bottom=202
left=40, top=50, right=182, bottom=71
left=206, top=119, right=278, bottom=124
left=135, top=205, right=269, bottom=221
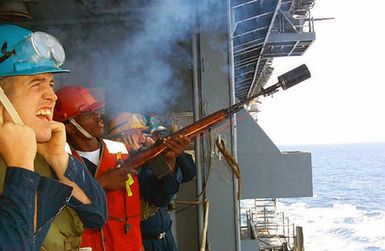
left=277, top=201, right=385, bottom=251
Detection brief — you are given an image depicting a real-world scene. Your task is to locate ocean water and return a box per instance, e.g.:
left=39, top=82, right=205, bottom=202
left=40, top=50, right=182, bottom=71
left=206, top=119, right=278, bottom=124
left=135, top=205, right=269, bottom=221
left=277, top=143, right=385, bottom=251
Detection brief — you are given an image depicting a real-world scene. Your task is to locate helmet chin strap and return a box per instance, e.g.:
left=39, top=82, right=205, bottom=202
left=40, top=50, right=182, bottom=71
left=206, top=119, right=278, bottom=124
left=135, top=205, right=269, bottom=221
left=69, top=118, right=94, bottom=139
left=0, top=87, right=94, bottom=140
left=0, top=87, right=24, bottom=125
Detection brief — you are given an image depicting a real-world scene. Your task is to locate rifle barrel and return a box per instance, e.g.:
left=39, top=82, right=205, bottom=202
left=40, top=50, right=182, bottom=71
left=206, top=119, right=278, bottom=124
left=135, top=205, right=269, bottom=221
left=226, top=64, right=311, bottom=114
left=122, top=64, right=311, bottom=170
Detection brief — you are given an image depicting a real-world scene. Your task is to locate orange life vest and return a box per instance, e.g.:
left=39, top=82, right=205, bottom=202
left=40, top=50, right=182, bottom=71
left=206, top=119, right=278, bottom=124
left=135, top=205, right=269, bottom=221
left=70, top=139, right=143, bottom=251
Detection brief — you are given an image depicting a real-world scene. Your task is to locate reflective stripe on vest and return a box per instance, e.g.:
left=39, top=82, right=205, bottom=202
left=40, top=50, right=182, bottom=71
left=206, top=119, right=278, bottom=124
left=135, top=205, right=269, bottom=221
left=104, top=139, right=128, bottom=154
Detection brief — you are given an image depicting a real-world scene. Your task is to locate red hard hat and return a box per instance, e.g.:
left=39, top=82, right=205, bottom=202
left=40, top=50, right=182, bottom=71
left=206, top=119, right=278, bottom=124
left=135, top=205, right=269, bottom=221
left=54, top=85, right=105, bottom=122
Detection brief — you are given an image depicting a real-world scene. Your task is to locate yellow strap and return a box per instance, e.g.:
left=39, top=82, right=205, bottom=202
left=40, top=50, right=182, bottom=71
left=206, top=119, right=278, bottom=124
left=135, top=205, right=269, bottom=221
left=117, top=151, right=122, bottom=161
left=116, top=151, right=123, bottom=168
left=116, top=151, right=134, bottom=197
left=125, top=174, right=134, bottom=197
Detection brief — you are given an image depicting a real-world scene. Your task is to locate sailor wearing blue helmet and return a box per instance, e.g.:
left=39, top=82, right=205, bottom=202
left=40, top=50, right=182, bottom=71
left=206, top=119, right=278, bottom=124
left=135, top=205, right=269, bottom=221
left=0, top=24, right=107, bottom=251
left=0, top=24, right=69, bottom=76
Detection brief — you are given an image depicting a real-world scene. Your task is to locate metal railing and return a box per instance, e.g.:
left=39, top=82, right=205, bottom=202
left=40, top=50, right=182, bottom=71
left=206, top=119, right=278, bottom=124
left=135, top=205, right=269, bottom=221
left=240, top=198, right=304, bottom=251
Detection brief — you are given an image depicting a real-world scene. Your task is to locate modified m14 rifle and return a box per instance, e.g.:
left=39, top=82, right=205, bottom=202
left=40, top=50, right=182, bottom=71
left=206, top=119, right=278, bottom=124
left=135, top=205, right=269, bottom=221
left=121, top=64, right=311, bottom=178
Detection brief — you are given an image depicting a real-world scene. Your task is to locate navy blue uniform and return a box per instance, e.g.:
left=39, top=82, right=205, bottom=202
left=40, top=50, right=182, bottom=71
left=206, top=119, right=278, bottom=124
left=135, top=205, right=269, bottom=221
left=0, top=155, right=107, bottom=251
left=139, top=153, right=196, bottom=251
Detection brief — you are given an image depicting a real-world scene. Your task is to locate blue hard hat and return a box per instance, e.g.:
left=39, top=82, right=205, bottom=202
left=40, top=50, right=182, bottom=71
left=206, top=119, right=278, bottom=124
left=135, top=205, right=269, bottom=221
left=0, top=24, right=70, bottom=77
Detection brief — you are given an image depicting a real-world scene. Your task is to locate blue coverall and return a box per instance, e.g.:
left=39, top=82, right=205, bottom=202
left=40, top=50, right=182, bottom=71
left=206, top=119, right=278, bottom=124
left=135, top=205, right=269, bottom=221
left=139, top=153, right=197, bottom=251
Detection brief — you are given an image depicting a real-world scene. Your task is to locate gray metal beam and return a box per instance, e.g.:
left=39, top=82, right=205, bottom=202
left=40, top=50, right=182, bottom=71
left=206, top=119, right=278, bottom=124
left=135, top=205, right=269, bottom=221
left=196, top=0, right=240, bottom=250
left=235, top=43, right=264, bottom=55
left=234, top=57, right=258, bottom=68
left=248, top=0, right=281, bottom=98
left=288, top=40, right=300, bottom=56
left=232, top=0, right=262, bottom=9
left=234, top=48, right=262, bottom=63
left=233, top=26, right=268, bottom=40
left=233, top=1, right=278, bottom=23
left=233, top=28, right=267, bottom=48
left=267, top=32, right=316, bottom=43
left=233, top=11, right=274, bottom=27
left=235, top=69, right=255, bottom=78
left=233, top=13, right=274, bottom=37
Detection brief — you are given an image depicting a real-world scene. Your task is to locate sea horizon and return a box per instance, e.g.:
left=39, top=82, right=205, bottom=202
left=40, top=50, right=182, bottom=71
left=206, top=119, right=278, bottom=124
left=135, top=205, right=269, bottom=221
left=279, top=141, right=385, bottom=148
left=277, top=142, right=385, bottom=250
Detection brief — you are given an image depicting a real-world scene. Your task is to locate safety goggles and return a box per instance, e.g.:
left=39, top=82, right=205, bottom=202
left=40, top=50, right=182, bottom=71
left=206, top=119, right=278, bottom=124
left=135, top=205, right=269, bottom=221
left=11, top=31, right=65, bottom=67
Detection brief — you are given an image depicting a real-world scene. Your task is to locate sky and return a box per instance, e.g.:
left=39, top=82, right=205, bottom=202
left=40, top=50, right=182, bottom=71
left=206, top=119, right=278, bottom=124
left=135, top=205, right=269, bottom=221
left=257, top=0, right=385, bottom=145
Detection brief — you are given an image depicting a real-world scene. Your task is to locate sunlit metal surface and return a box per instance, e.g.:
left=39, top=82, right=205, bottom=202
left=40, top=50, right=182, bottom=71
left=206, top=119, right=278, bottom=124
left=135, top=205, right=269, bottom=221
left=231, top=0, right=315, bottom=101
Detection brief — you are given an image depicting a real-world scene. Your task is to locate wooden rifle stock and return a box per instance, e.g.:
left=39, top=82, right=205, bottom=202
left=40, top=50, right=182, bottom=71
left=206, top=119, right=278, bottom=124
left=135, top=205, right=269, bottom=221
left=121, top=109, right=228, bottom=170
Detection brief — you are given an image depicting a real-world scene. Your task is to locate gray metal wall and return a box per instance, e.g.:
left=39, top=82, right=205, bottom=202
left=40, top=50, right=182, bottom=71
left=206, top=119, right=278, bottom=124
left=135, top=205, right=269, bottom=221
left=237, top=109, right=313, bottom=199
left=194, top=0, right=240, bottom=250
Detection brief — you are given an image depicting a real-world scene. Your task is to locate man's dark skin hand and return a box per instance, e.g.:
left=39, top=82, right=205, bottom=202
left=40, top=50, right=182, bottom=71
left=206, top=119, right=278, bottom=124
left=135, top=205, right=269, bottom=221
left=113, top=134, right=191, bottom=182
left=97, top=167, right=137, bottom=190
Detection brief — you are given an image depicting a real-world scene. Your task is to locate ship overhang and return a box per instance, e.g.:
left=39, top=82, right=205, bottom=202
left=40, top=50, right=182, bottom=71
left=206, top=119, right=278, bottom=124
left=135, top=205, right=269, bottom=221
left=237, top=109, right=313, bottom=198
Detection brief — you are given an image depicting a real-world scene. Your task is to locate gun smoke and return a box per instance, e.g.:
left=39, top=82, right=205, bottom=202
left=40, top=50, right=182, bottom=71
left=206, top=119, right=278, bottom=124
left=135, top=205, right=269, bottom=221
left=48, top=0, right=198, bottom=119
